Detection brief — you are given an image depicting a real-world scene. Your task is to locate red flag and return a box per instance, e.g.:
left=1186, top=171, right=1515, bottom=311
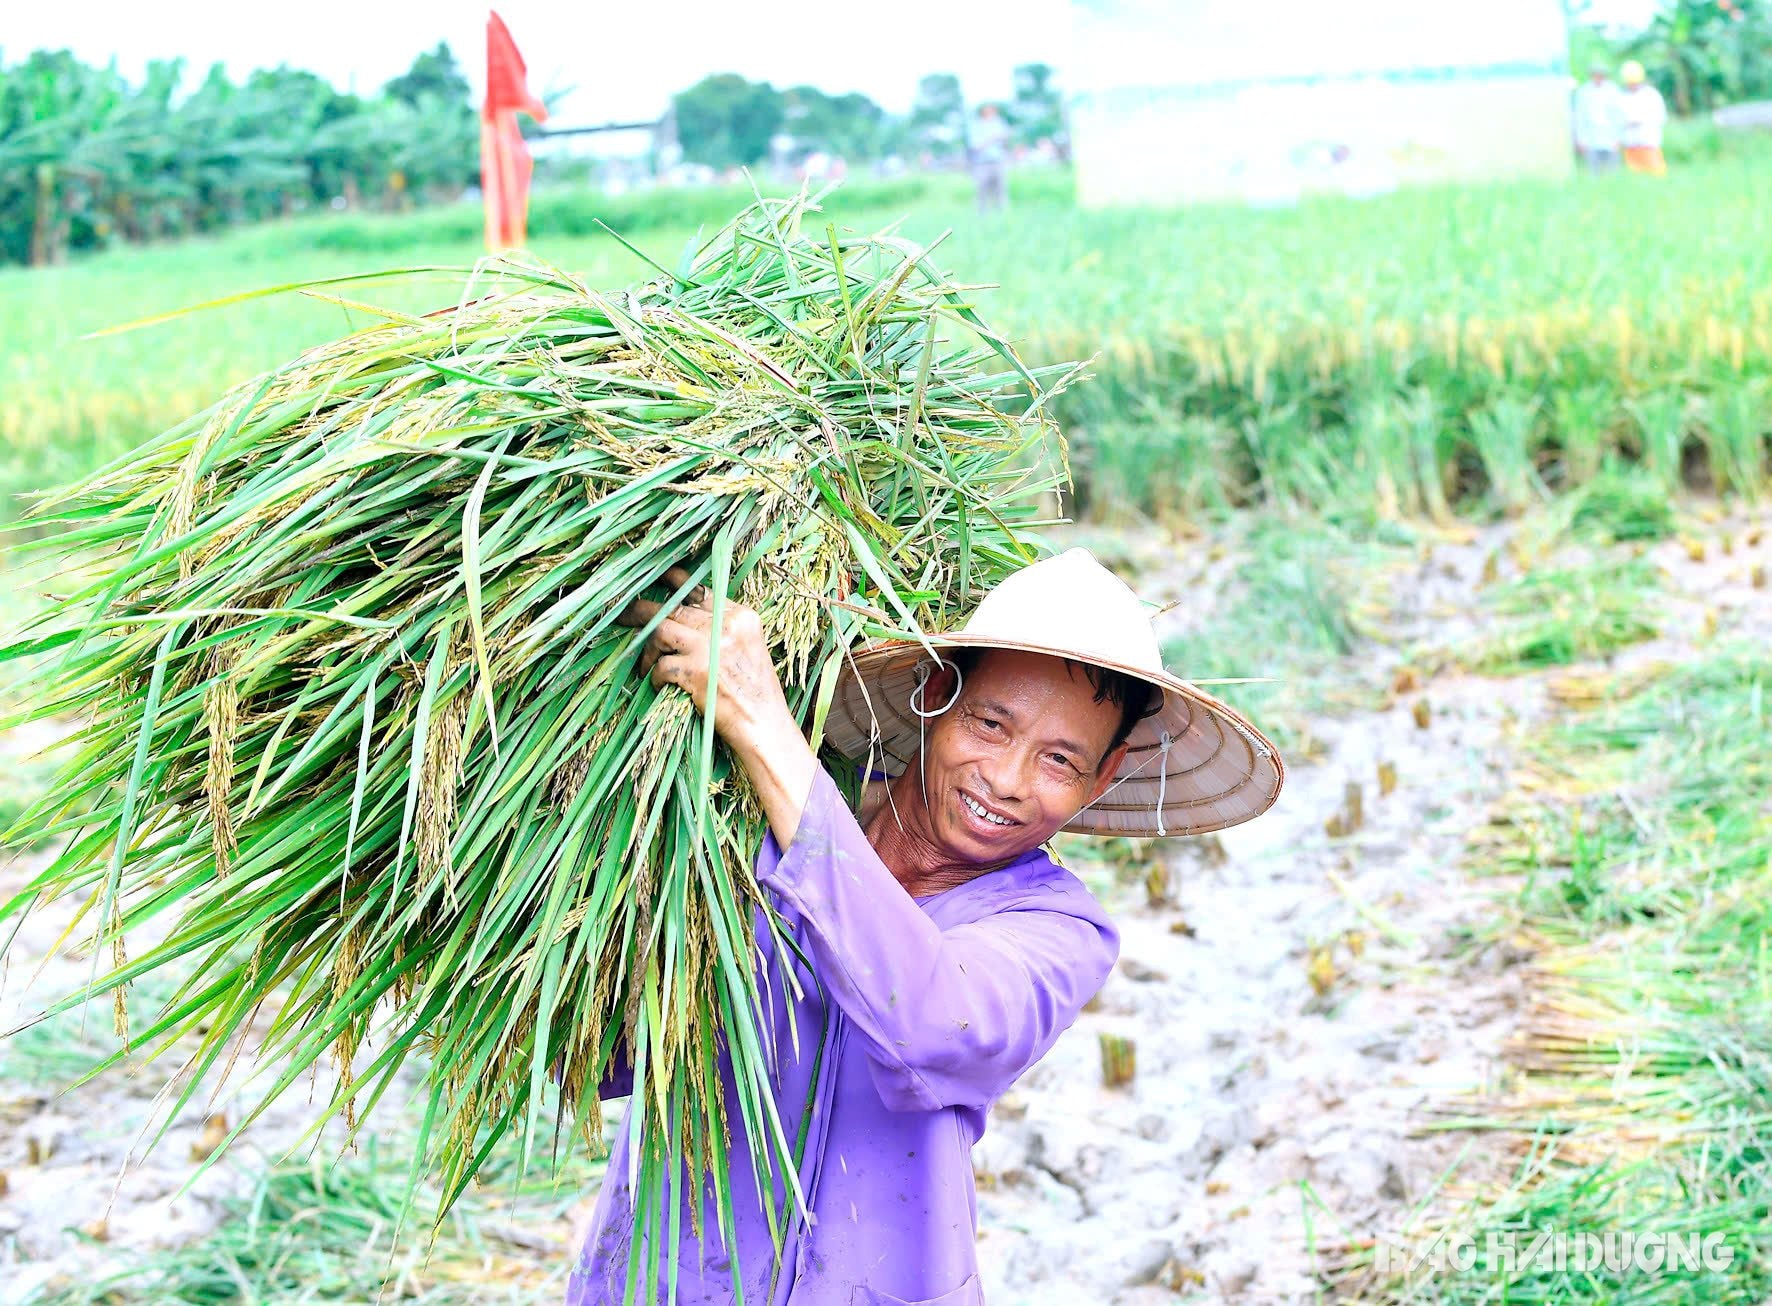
left=482, top=11, right=548, bottom=250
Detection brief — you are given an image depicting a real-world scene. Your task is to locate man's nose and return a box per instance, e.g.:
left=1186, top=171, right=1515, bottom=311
left=976, top=748, right=1034, bottom=803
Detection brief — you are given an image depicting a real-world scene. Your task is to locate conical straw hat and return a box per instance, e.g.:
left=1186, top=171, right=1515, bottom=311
left=825, top=547, right=1284, bottom=837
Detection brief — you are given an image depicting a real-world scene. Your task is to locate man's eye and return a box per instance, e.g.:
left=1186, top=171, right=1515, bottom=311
left=978, top=717, right=1001, bottom=732
left=1049, top=754, right=1074, bottom=770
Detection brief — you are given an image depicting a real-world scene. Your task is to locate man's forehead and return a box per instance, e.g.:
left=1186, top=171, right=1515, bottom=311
left=961, top=652, right=1120, bottom=752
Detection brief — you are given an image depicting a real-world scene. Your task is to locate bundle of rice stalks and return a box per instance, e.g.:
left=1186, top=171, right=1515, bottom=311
left=0, top=193, right=1079, bottom=1267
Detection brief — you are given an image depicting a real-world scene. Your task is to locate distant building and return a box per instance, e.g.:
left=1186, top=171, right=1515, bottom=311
left=1068, top=0, right=1573, bottom=207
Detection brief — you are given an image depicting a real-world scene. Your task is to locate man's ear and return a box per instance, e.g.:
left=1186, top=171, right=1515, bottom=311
left=1090, top=741, right=1131, bottom=803
left=925, top=662, right=961, bottom=710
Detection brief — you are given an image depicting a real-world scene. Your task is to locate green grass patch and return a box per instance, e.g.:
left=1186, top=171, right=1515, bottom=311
left=1565, top=462, right=1680, bottom=544
left=1368, top=647, right=1772, bottom=1303
left=26, top=1125, right=605, bottom=1305
left=1512, top=650, right=1770, bottom=929
left=1465, top=556, right=1662, bottom=675
left=1378, top=1129, right=1772, bottom=1304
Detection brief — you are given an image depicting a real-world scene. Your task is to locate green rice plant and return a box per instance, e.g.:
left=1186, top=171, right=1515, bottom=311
left=14, top=161, right=1772, bottom=526
left=1483, top=648, right=1768, bottom=928
left=1363, top=648, right=1772, bottom=1303
left=1465, top=556, right=1661, bottom=674
left=1240, top=401, right=1343, bottom=515
left=1400, top=386, right=1458, bottom=524
left=1468, top=393, right=1551, bottom=518
left=1699, top=380, right=1769, bottom=501
left=0, top=193, right=1076, bottom=1301
left=1342, top=384, right=1461, bottom=526
left=1379, top=1131, right=1772, bottom=1304
left=1550, top=384, right=1621, bottom=489
left=1345, top=387, right=1413, bottom=520
left=1554, top=650, right=1769, bottom=884
left=1625, top=389, right=1693, bottom=498
left=1074, top=410, right=1239, bottom=525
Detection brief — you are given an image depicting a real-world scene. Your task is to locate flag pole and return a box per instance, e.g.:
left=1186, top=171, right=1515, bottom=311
left=482, top=10, right=548, bottom=251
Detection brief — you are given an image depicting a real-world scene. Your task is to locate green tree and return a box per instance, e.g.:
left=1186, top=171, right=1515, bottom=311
left=671, top=73, right=784, bottom=169
left=117, top=62, right=318, bottom=233
left=384, top=41, right=471, bottom=109
left=781, top=85, right=886, bottom=159
left=379, top=42, right=477, bottom=201
left=1010, top=62, right=1064, bottom=147
left=0, top=50, right=149, bottom=264
left=909, top=72, right=965, bottom=153
left=1632, top=0, right=1772, bottom=113
left=0, top=41, right=525, bottom=265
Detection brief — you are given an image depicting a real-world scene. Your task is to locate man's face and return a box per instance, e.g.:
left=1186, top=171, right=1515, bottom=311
left=913, top=648, right=1131, bottom=862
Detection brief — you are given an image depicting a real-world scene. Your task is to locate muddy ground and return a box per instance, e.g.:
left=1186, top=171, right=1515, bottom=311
left=2, top=504, right=1765, bottom=1305
left=972, top=504, right=1769, bottom=1304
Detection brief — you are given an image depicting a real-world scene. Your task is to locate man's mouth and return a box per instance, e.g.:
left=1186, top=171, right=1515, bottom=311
left=958, top=788, right=1020, bottom=831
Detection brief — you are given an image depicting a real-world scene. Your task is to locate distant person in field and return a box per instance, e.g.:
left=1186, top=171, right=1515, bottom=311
left=971, top=103, right=1012, bottom=214
left=1619, top=61, right=1668, bottom=175
left=1572, top=67, right=1625, bottom=173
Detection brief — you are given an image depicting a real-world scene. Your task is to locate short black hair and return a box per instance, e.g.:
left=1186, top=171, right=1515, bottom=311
left=946, top=646, right=1160, bottom=769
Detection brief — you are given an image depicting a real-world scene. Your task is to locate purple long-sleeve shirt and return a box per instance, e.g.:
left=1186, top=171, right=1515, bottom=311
left=566, top=761, right=1119, bottom=1305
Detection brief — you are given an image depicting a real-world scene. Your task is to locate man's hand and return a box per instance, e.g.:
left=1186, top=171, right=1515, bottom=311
left=615, top=566, right=792, bottom=751
left=615, top=565, right=820, bottom=848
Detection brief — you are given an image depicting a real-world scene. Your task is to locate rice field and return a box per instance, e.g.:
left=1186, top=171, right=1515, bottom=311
left=3, top=161, right=1770, bottom=528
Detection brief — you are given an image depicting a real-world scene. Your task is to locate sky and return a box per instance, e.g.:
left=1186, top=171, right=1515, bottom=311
left=12, top=0, right=1664, bottom=126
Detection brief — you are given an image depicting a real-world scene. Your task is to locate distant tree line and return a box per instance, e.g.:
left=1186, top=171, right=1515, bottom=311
left=0, top=43, right=481, bottom=266
left=668, top=64, right=1068, bottom=170
left=0, top=41, right=1068, bottom=268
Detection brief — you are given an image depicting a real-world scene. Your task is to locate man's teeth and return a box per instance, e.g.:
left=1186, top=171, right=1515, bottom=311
left=962, top=793, right=1012, bottom=825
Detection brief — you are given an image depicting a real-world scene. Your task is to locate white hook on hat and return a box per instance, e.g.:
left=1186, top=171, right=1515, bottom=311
left=908, top=656, right=963, bottom=717
left=908, top=657, right=963, bottom=810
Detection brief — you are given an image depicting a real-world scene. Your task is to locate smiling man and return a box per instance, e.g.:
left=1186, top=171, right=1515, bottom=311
left=576, top=547, right=1283, bottom=1306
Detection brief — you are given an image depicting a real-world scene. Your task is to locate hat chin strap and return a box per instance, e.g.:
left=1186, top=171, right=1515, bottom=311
left=908, top=656, right=1177, bottom=837
left=1073, top=730, right=1175, bottom=836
